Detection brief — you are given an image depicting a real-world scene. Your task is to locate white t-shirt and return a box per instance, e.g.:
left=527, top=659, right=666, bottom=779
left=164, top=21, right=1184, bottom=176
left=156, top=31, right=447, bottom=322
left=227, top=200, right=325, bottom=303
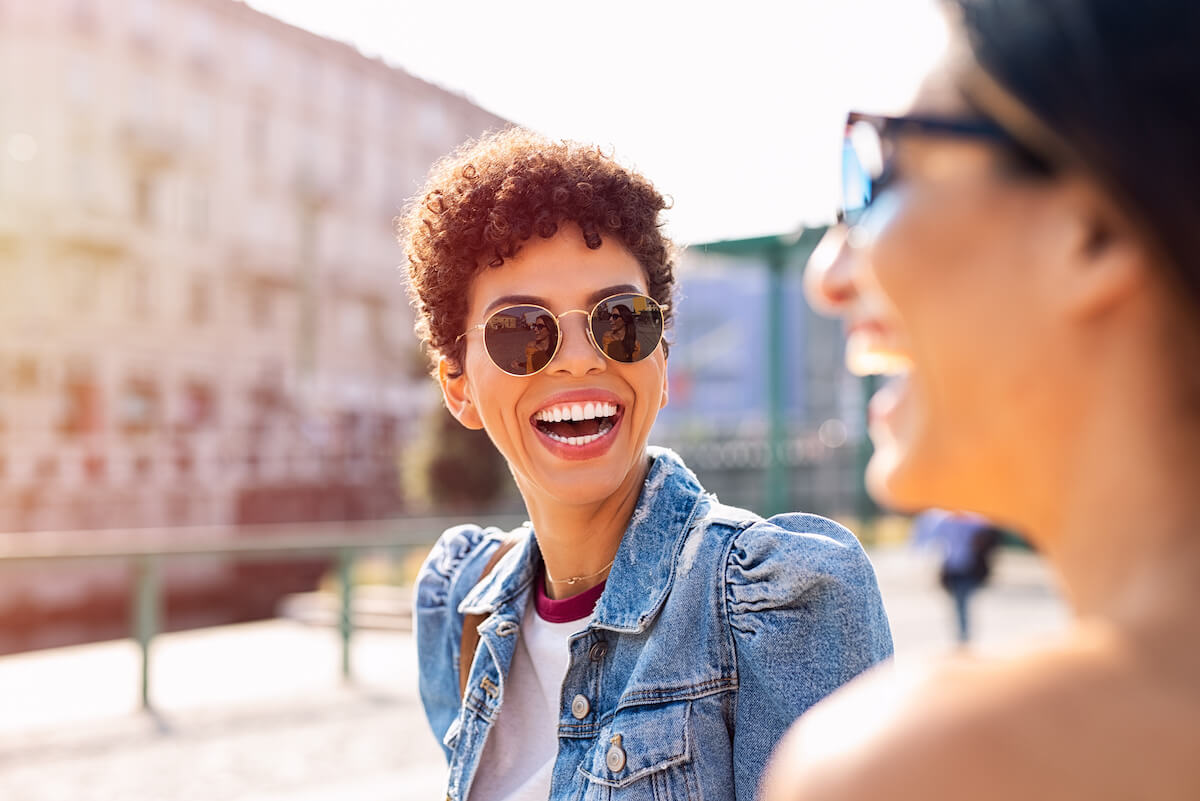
left=468, top=585, right=597, bottom=801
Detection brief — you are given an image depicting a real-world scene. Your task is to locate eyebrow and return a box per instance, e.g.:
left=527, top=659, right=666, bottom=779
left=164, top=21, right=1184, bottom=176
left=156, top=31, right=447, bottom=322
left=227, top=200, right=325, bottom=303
left=482, top=284, right=644, bottom=316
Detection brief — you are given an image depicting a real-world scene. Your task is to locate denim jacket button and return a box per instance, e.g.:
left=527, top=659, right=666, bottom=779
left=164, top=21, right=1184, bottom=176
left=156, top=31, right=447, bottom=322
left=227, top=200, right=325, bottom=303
left=605, top=742, right=627, bottom=772
left=588, top=641, right=608, bottom=661
left=570, top=694, right=590, bottom=719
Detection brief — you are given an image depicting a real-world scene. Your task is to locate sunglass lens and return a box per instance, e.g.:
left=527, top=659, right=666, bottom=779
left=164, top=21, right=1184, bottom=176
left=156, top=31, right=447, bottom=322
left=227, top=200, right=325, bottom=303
left=841, top=137, right=871, bottom=225
left=591, top=293, right=664, bottom=364
left=841, top=119, right=885, bottom=226
left=483, top=305, right=557, bottom=375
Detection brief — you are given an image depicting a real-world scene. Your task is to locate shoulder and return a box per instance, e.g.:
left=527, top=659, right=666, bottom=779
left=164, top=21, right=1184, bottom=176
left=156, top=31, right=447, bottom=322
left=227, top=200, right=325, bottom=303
left=765, top=625, right=1200, bottom=801
left=723, top=511, right=879, bottom=599
left=763, top=655, right=1037, bottom=801
left=414, top=523, right=517, bottom=611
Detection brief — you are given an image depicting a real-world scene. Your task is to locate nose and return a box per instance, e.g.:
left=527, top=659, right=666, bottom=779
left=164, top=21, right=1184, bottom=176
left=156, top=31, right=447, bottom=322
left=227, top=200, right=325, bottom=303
left=803, top=224, right=860, bottom=317
left=548, top=311, right=605, bottom=376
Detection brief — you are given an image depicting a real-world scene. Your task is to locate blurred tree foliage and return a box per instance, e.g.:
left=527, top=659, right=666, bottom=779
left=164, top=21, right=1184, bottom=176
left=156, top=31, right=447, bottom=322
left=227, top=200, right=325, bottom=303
left=403, top=404, right=510, bottom=512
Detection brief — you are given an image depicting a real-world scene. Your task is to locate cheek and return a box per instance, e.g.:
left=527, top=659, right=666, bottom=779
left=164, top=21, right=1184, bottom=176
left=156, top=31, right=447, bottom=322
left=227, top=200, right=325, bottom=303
left=870, top=192, right=1055, bottom=475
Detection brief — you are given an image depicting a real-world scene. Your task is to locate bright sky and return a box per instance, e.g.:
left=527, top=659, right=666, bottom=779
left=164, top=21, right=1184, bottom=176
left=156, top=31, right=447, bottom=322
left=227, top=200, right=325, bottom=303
left=242, top=0, right=947, bottom=244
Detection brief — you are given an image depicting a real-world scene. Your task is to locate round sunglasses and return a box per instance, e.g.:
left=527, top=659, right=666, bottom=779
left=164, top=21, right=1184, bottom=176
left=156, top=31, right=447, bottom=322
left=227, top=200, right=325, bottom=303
left=460, top=292, right=668, bottom=377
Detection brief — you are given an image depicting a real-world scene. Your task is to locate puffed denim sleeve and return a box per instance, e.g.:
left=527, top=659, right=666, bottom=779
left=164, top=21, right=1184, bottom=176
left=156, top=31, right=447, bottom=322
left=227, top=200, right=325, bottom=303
left=725, top=513, right=893, bottom=801
left=413, top=524, right=506, bottom=761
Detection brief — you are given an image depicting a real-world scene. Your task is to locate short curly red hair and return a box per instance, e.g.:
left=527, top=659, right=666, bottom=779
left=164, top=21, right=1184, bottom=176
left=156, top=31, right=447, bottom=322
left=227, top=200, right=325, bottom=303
left=397, top=128, right=677, bottom=376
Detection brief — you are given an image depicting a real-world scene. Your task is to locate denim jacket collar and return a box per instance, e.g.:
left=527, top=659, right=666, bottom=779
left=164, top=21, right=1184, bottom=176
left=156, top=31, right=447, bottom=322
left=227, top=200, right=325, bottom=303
left=458, top=447, right=707, bottom=633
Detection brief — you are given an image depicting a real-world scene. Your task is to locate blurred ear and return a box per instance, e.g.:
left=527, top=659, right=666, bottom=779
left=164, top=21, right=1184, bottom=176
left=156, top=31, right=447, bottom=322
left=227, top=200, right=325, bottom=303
left=1052, top=177, right=1150, bottom=321
left=438, top=356, right=484, bottom=430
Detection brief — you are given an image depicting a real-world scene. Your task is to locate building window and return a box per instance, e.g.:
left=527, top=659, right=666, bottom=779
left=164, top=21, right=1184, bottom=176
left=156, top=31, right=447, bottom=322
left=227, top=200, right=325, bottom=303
left=69, top=0, right=96, bottom=32
left=247, top=32, right=273, bottom=79
left=184, top=96, right=214, bottom=146
left=128, top=266, right=152, bottom=319
left=67, top=259, right=100, bottom=315
left=342, top=139, right=362, bottom=185
left=66, top=54, right=94, bottom=107
left=341, top=299, right=369, bottom=343
left=133, top=175, right=156, bottom=225
left=128, top=75, right=158, bottom=125
left=70, top=155, right=98, bottom=210
left=247, top=102, right=268, bottom=167
left=180, top=380, right=217, bottom=430
left=130, top=0, right=156, bottom=42
left=61, top=372, right=103, bottom=436
left=418, top=101, right=449, bottom=144
left=185, top=181, right=209, bottom=238
left=188, top=8, right=215, bottom=67
left=188, top=277, right=210, bottom=326
left=250, top=281, right=273, bottom=329
left=119, top=377, right=158, bottom=434
left=12, top=357, right=39, bottom=391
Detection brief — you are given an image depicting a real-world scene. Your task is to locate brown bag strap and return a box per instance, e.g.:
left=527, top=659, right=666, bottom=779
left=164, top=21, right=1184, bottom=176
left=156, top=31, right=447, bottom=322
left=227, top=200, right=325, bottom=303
left=458, top=536, right=520, bottom=699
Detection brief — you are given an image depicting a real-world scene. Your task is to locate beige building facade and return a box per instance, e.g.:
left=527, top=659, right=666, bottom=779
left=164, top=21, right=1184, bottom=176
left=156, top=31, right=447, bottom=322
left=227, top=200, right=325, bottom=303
left=0, top=0, right=507, bottom=626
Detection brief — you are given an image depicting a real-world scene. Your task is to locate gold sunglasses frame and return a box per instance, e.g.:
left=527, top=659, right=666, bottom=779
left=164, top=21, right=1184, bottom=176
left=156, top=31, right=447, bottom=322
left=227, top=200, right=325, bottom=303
left=459, top=292, right=669, bottom=377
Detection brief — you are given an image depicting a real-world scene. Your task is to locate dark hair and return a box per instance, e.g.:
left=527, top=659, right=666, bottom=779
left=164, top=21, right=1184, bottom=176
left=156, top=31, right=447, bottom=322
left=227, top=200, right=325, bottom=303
left=611, top=304, right=637, bottom=354
left=949, top=0, right=1200, bottom=307
left=398, top=127, right=676, bottom=376
left=535, top=313, right=557, bottom=350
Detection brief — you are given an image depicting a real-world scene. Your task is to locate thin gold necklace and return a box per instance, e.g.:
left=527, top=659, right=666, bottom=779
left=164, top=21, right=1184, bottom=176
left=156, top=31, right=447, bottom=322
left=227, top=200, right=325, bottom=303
left=545, top=557, right=616, bottom=587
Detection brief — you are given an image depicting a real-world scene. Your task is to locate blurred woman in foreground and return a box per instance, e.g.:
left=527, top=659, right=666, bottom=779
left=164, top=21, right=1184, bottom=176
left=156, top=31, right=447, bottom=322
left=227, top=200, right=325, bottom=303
left=765, top=0, right=1200, bottom=798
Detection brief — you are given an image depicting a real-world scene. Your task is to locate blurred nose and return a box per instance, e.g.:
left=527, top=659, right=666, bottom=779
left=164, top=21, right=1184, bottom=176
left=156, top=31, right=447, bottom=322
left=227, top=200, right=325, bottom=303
left=549, top=311, right=605, bottom=376
left=803, top=224, right=860, bottom=317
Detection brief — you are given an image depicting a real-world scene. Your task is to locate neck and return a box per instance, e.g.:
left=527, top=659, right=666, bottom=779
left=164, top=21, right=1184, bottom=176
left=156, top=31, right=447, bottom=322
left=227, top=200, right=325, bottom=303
left=1024, top=348, right=1200, bottom=629
left=517, top=452, right=651, bottom=600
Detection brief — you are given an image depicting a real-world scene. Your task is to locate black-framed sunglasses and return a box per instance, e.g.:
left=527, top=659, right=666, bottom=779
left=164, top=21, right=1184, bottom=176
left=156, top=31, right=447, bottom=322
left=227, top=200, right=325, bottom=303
left=839, top=111, right=1050, bottom=226
left=459, top=292, right=668, bottom=377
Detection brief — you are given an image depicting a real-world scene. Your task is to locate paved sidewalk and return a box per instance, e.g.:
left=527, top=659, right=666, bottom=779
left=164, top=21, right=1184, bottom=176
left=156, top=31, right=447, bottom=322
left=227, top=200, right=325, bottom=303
left=0, top=546, right=1068, bottom=801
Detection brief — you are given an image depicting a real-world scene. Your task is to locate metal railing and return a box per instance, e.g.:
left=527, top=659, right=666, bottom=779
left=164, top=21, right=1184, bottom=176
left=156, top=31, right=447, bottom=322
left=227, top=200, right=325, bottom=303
left=0, top=515, right=526, bottom=711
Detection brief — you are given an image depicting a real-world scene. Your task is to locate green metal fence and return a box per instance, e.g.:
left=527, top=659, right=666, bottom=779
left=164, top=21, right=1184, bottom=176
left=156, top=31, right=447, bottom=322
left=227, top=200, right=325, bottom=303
left=0, top=515, right=525, bottom=711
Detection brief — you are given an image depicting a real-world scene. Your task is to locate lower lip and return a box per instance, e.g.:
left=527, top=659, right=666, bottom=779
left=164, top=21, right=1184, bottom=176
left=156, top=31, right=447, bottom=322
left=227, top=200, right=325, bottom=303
left=868, top=375, right=909, bottom=428
left=531, top=410, right=624, bottom=462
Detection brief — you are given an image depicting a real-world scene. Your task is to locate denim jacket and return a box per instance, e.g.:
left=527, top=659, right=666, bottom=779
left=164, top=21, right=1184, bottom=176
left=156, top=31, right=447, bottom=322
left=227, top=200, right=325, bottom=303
left=415, top=447, right=893, bottom=801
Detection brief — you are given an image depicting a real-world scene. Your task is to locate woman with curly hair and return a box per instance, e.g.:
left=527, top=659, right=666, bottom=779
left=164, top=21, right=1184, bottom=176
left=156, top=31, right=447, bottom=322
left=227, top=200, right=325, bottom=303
left=765, top=0, right=1200, bottom=799
left=398, top=128, right=893, bottom=801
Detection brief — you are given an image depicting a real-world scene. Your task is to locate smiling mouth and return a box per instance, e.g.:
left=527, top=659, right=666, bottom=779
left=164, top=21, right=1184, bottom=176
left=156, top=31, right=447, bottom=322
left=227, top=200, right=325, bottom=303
left=531, top=402, right=621, bottom=446
left=845, top=324, right=914, bottom=378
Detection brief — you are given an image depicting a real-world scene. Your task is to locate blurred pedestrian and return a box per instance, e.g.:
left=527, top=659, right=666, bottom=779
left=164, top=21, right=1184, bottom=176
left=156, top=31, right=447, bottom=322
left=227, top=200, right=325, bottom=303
left=763, top=0, right=1200, bottom=799
left=914, top=510, right=1001, bottom=644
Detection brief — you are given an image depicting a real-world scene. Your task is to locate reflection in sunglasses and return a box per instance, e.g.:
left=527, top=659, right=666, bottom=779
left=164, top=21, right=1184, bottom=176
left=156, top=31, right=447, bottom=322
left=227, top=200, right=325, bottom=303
left=464, top=292, right=667, bottom=376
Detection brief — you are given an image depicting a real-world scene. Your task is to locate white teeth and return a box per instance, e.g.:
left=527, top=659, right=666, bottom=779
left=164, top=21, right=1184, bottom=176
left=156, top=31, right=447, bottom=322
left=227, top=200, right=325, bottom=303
left=533, top=402, right=621, bottom=423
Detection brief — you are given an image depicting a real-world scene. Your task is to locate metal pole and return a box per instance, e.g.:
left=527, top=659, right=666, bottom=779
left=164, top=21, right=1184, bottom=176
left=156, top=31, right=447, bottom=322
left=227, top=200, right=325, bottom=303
left=131, top=554, right=161, bottom=711
left=338, top=548, right=354, bottom=681
left=856, top=374, right=880, bottom=534
left=765, top=242, right=788, bottom=516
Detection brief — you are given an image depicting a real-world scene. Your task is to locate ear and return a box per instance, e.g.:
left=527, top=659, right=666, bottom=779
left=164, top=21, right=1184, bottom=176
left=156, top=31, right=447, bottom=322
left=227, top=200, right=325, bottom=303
left=438, top=356, right=484, bottom=430
left=1053, top=178, right=1150, bottom=321
left=658, top=360, right=670, bottom=411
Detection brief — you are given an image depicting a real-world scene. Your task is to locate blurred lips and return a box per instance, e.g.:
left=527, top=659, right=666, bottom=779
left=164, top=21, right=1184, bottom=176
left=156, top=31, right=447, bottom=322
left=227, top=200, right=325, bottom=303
left=845, top=319, right=913, bottom=377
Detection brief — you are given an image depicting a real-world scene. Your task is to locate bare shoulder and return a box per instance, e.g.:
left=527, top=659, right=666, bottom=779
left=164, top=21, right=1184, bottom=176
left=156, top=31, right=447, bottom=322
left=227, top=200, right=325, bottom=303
left=763, top=626, right=1200, bottom=801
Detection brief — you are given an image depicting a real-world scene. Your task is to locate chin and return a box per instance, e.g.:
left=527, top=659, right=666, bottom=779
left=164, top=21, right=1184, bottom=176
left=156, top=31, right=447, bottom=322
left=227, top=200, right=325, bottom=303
left=865, top=442, right=943, bottom=514
left=538, top=474, right=627, bottom=507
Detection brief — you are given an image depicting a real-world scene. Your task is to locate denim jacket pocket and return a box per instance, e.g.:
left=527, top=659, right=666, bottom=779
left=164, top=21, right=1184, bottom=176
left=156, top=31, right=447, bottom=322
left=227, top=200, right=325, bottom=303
left=577, top=700, right=695, bottom=799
